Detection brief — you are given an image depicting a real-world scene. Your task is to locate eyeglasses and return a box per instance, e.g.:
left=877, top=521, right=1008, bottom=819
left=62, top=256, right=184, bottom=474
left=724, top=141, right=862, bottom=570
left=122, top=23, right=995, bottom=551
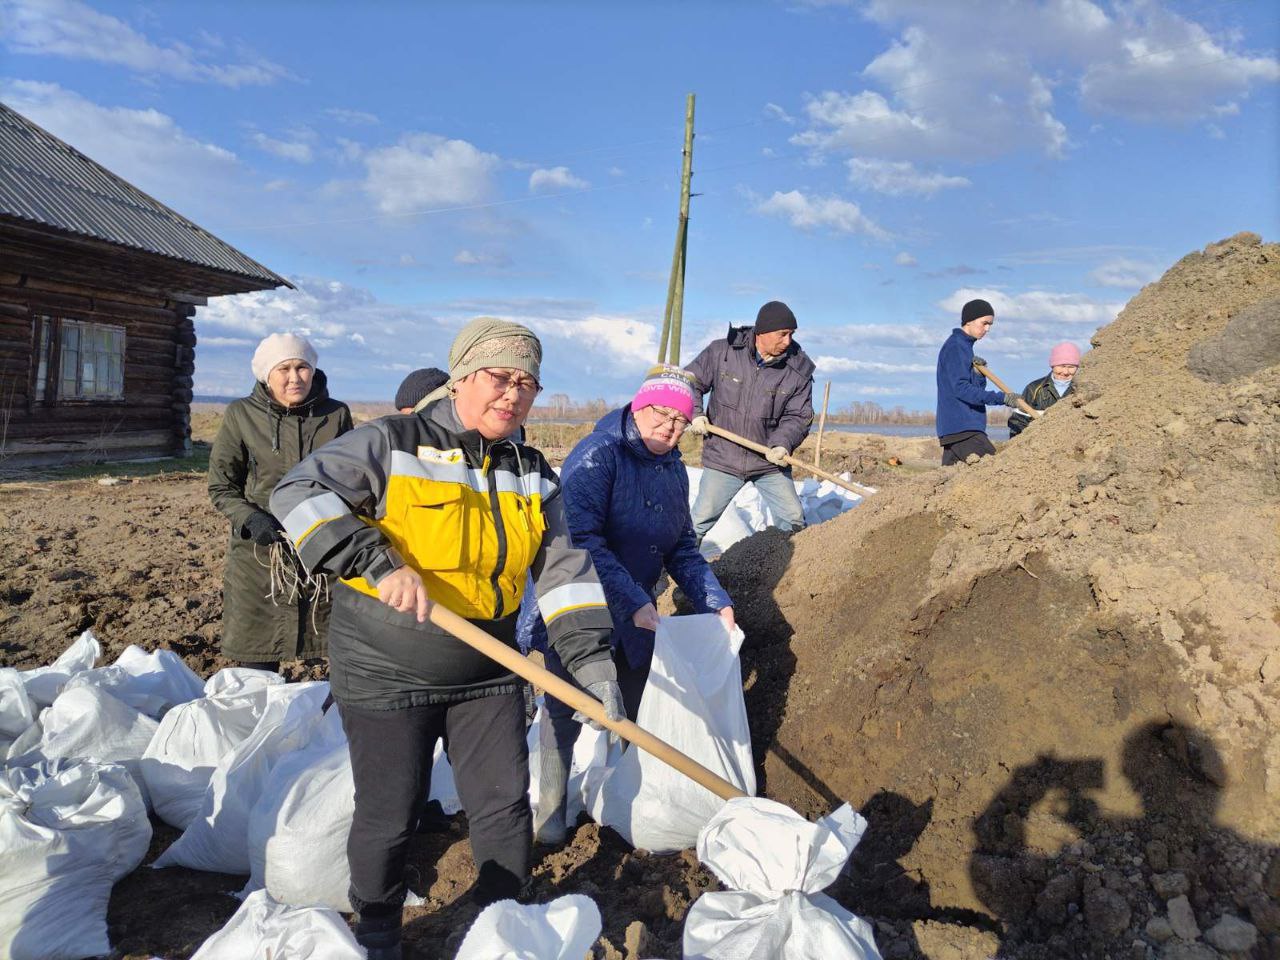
left=647, top=405, right=690, bottom=430
left=480, top=369, right=542, bottom=399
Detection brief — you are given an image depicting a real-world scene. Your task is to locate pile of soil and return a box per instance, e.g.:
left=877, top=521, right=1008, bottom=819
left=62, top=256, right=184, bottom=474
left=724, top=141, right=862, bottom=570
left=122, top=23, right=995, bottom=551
left=712, top=232, right=1280, bottom=958
left=2, top=232, right=1275, bottom=958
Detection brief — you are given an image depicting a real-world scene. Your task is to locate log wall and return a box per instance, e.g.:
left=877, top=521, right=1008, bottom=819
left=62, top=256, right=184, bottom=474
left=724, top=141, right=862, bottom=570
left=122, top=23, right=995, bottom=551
left=0, top=270, right=198, bottom=465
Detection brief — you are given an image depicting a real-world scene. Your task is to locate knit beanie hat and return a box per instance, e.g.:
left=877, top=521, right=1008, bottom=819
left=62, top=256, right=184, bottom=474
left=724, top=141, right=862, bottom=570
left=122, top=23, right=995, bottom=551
left=960, top=299, right=995, bottom=326
left=251, top=333, right=317, bottom=383
left=1049, top=342, right=1082, bottom=367
left=755, top=300, right=798, bottom=335
left=632, top=365, right=697, bottom=421
left=448, top=317, right=542, bottom=385
left=394, top=367, right=449, bottom=410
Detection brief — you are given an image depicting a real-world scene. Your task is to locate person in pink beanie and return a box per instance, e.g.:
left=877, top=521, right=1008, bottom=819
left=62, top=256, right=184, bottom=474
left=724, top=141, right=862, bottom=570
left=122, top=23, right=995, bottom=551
left=1008, top=341, right=1082, bottom=437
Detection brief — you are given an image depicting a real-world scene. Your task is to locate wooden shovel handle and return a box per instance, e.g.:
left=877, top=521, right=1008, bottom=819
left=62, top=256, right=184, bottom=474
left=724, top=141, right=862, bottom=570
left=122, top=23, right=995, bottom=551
left=428, top=604, right=747, bottom=801
left=703, top=424, right=877, bottom=496
left=973, top=364, right=1042, bottom=419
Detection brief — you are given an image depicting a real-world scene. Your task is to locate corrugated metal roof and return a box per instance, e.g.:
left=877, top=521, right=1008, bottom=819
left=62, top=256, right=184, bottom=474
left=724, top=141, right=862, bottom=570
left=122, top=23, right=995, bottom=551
left=0, top=102, right=288, bottom=289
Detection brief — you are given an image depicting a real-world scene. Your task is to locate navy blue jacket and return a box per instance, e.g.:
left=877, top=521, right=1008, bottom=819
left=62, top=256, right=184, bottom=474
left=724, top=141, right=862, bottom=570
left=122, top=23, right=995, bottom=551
left=935, top=328, right=1006, bottom=437
left=518, top=405, right=731, bottom=667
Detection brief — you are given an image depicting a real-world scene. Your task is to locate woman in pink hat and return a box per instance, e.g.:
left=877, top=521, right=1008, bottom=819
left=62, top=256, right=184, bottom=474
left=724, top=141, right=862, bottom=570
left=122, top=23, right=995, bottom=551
left=1008, top=342, right=1081, bottom=437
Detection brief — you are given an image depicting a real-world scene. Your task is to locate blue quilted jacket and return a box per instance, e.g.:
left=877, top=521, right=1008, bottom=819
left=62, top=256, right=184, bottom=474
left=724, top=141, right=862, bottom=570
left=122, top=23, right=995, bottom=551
left=518, top=405, right=731, bottom=667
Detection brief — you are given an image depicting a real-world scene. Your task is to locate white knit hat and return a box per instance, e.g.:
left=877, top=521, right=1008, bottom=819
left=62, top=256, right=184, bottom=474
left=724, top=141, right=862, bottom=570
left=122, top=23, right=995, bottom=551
left=251, top=333, right=317, bottom=383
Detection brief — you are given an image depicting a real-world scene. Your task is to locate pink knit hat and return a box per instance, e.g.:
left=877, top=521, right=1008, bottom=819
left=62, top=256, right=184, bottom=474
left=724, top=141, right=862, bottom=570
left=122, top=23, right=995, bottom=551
left=632, top=364, right=696, bottom=420
left=1049, top=342, right=1082, bottom=367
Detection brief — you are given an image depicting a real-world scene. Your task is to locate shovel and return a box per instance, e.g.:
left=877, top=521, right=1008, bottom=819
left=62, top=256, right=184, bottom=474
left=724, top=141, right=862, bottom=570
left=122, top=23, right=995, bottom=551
left=701, top=423, right=877, bottom=496
left=973, top=362, right=1042, bottom=420
left=428, top=605, right=747, bottom=801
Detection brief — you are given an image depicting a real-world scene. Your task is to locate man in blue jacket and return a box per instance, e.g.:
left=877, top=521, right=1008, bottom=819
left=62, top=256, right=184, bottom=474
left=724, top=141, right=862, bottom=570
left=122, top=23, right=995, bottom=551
left=936, top=298, right=1019, bottom=465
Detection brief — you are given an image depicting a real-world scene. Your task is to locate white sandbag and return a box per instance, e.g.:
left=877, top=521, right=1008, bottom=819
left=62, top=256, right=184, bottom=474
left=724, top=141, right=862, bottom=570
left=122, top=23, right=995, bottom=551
left=39, top=686, right=160, bottom=808
left=0, top=758, right=152, bottom=960
left=21, top=630, right=101, bottom=707
left=0, top=668, right=36, bottom=741
left=190, top=889, right=363, bottom=960
left=4, top=715, right=43, bottom=762
left=154, top=681, right=330, bottom=874
left=65, top=644, right=204, bottom=718
left=140, top=668, right=285, bottom=830
left=245, top=708, right=352, bottom=910
left=455, top=894, right=601, bottom=960
left=683, top=797, right=881, bottom=960
left=587, top=615, right=754, bottom=853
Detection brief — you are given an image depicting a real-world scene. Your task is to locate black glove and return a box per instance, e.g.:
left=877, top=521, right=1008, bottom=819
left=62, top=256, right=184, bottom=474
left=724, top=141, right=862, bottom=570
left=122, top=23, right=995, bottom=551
left=972, top=356, right=988, bottom=369
left=242, top=510, right=283, bottom=546
left=1004, top=392, right=1021, bottom=408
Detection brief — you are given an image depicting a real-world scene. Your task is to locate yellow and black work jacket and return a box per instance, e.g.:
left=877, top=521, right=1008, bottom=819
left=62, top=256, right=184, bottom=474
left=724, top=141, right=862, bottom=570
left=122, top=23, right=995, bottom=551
left=270, top=398, right=614, bottom=708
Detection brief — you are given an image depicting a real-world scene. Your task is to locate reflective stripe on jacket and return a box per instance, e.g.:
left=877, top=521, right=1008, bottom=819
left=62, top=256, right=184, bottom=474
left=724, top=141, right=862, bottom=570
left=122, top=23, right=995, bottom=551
left=269, top=397, right=614, bottom=708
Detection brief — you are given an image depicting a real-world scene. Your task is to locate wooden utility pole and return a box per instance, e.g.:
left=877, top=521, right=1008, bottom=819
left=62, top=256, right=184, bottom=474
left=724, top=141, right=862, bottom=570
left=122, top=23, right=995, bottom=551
left=657, top=94, right=696, bottom=366
left=813, top=381, right=831, bottom=468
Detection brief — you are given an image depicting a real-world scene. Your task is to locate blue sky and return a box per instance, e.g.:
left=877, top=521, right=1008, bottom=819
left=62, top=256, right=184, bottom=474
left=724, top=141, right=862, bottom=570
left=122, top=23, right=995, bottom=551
left=2, top=0, right=1277, bottom=410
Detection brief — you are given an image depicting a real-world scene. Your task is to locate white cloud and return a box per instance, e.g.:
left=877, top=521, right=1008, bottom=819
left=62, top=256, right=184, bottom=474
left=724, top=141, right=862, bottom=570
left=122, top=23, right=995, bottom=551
left=788, top=0, right=1277, bottom=166
left=894, top=251, right=917, bottom=267
left=325, top=107, right=379, bottom=126
left=754, top=189, right=887, bottom=240
left=764, top=102, right=797, bottom=124
left=847, top=158, right=970, bottom=196
left=1089, top=257, right=1162, bottom=289
left=251, top=131, right=313, bottom=163
left=815, top=356, right=933, bottom=374
left=528, top=166, right=589, bottom=193
left=1, top=0, right=291, bottom=87
left=939, top=287, right=1122, bottom=326
left=454, top=249, right=511, bottom=268
left=361, top=133, right=500, bottom=215
left=0, top=79, right=244, bottom=209
left=537, top=315, right=657, bottom=370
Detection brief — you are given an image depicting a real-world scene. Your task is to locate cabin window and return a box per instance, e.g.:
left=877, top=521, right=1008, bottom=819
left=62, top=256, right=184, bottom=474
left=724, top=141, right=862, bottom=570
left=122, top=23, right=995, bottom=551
left=32, top=317, right=126, bottom=402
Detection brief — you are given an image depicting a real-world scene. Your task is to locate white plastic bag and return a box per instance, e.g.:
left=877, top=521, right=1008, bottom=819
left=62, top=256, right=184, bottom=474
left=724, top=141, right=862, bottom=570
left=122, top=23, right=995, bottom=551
left=155, top=681, right=329, bottom=874
left=140, top=668, right=285, bottom=830
left=683, top=797, right=881, bottom=960
left=245, top=708, right=353, bottom=910
left=0, top=759, right=152, bottom=960
left=0, top=668, right=36, bottom=742
left=587, top=615, right=754, bottom=852
left=190, top=889, right=364, bottom=960
left=65, top=644, right=204, bottom=718
left=39, top=685, right=160, bottom=807
left=455, top=894, right=601, bottom=960
left=20, top=630, right=101, bottom=707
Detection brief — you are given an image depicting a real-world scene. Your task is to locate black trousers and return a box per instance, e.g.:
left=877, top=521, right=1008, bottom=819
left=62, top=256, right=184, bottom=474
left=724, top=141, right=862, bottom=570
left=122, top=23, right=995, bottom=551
left=338, top=691, right=531, bottom=913
left=940, top=431, right=997, bottom=466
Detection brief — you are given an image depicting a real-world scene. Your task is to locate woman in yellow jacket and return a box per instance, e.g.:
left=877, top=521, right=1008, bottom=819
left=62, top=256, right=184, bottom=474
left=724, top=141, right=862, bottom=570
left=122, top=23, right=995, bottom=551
left=271, top=318, right=619, bottom=960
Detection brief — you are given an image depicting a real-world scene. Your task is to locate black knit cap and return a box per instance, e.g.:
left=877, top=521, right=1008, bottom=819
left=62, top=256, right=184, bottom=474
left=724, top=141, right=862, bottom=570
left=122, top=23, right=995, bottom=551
left=755, top=300, right=798, bottom=335
left=394, top=367, right=448, bottom=410
left=960, top=299, right=995, bottom=326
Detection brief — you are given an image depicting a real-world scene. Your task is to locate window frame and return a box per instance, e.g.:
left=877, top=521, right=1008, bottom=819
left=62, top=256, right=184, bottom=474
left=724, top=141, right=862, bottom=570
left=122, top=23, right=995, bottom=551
left=30, top=315, right=128, bottom=405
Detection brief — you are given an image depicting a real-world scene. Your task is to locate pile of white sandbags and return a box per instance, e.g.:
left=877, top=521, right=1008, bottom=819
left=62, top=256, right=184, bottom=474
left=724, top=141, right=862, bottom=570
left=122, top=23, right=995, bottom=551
left=189, top=889, right=364, bottom=960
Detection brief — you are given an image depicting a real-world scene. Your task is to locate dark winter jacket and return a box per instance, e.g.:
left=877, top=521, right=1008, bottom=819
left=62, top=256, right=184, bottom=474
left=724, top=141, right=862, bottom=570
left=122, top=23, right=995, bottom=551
left=685, top=326, right=815, bottom=480
left=935, top=328, right=1006, bottom=438
left=518, top=406, right=732, bottom=668
left=269, top=398, right=615, bottom=710
left=1008, top=373, right=1073, bottom=437
left=207, top=371, right=353, bottom=662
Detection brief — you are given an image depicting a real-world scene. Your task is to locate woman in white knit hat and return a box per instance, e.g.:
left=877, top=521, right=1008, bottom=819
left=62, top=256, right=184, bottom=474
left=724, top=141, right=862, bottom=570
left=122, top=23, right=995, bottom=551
left=208, top=332, right=353, bottom=671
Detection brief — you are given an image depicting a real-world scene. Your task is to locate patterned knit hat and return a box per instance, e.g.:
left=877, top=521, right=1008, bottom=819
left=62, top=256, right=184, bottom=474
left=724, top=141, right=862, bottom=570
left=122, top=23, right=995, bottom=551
left=632, top=364, right=697, bottom=420
left=448, top=317, right=542, bottom=385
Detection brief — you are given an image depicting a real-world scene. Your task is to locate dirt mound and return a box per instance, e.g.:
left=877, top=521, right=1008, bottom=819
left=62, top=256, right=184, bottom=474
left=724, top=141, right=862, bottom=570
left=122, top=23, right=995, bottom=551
left=714, top=232, right=1280, bottom=957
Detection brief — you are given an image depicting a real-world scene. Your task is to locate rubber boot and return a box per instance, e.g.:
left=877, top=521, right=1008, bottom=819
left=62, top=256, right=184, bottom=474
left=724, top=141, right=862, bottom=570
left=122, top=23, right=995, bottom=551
left=354, top=910, right=403, bottom=960
left=532, top=712, right=577, bottom=846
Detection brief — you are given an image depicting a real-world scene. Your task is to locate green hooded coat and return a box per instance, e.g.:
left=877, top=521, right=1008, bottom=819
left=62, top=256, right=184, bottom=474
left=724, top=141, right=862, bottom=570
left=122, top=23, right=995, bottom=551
left=207, top=370, right=353, bottom=662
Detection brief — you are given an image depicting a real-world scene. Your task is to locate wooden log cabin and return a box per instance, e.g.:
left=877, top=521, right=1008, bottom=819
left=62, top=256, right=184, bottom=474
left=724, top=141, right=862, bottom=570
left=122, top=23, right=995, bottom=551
left=0, top=102, right=290, bottom=467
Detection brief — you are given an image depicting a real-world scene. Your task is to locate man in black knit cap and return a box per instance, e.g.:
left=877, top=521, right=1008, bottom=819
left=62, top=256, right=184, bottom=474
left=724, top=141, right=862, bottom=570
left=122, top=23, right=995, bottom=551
left=685, top=300, right=815, bottom=543
left=935, top=298, right=1019, bottom=465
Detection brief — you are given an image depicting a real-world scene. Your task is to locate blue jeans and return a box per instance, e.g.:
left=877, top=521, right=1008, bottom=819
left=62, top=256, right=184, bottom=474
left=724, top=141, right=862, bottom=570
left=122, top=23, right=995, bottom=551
left=691, top=466, right=806, bottom=541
